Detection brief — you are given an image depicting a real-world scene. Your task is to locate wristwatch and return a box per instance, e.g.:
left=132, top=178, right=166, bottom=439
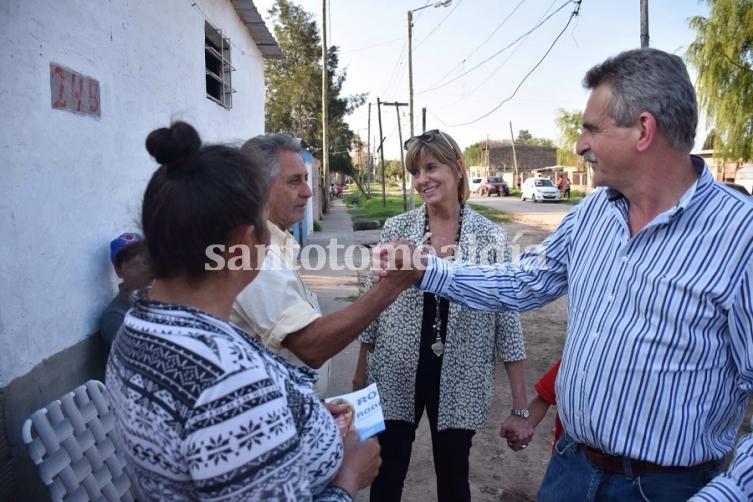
left=511, top=408, right=530, bottom=419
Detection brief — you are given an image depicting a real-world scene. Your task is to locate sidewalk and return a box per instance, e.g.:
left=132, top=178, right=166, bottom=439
left=300, top=199, right=379, bottom=501
left=300, top=199, right=379, bottom=397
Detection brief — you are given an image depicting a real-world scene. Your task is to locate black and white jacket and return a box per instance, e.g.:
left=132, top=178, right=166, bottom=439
left=359, top=203, right=525, bottom=431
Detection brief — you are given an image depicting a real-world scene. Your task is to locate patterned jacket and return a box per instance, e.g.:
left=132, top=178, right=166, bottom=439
left=359, top=203, right=525, bottom=430
left=106, top=297, right=350, bottom=501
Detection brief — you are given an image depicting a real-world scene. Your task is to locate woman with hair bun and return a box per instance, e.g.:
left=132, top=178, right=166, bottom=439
left=106, top=121, right=380, bottom=501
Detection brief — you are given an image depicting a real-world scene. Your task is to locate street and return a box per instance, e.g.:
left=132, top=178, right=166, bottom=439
left=468, top=193, right=570, bottom=230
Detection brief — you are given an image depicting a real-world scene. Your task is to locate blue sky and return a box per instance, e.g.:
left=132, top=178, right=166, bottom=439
left=254, top=1, right=711, bottom=159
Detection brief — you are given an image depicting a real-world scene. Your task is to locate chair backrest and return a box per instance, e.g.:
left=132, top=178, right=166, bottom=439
left=21, top=380, right=133, bottom=502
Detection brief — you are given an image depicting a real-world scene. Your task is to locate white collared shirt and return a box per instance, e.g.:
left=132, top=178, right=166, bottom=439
left=231, top=220, right=330, bottom=396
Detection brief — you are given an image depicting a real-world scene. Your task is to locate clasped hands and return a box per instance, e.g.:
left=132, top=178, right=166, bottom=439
left=500, top=416, right=534, bottom=452
left=371, top=239, right=426, bottom=286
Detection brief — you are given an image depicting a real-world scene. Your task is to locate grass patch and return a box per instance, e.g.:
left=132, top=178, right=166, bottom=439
left=345, top=191, right=512, bottom=226
left=346, top=193, right=408, bottom=226
left=467, top=203, right=512, bottom=224
left=335, top=294, right=360, bottom=302
left=558, top=189, right=587, bottom=205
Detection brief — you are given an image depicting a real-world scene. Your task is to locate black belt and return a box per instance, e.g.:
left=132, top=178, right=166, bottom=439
left=579, top=444, right=719, bottom=477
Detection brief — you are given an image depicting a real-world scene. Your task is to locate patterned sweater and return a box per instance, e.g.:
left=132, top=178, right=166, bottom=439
left=359, top=204, right=526, bottom=430
left=105, top=297, right=350, bottom=501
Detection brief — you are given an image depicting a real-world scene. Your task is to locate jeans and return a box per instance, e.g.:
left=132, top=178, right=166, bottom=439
left=537, top=434, right=723, bottom=502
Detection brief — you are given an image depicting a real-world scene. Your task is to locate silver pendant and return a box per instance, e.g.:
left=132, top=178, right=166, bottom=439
left=431, top=340, right=444, bottom=357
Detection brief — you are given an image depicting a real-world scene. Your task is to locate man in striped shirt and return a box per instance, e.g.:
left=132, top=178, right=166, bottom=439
left=377, top=48, right=753, bottom=500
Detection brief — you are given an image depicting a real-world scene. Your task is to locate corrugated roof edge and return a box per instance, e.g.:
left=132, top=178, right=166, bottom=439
left=232, top=0, right=283, bottom=59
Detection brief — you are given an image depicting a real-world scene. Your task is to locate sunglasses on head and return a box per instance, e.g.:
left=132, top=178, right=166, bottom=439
left=403, top=129, right=458, bottom=157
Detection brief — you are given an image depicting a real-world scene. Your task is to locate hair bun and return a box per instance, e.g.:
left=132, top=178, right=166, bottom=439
left=145, top=121, right=202, bottom=165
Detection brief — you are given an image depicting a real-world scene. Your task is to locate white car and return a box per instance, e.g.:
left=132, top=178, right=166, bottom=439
left=521, top=177, right=561, bottom=202
left=469, top=177, right=483, bottom=194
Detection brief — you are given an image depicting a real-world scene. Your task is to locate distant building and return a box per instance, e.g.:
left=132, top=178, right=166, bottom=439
left=481, top=141, right=557, bottom=181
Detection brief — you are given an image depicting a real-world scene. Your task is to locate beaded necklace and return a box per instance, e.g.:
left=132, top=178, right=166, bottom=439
left=423, top=203, right=464, bottom=357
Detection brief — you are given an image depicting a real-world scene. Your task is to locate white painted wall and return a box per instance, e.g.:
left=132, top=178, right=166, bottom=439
left=0, top=0, right=268, bottom=385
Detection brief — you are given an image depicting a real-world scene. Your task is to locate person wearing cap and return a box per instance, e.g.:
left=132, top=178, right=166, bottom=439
left=98, top=232, right=152, bottom=349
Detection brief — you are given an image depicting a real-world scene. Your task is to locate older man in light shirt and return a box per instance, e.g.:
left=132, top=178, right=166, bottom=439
left=231, top=133, right=408, bottom=396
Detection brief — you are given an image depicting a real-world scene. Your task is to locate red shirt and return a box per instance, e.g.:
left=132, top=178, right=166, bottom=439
left=534, top=358, right=563, bottom=449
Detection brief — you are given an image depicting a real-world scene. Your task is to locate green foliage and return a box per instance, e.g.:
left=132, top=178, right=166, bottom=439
left=463, top=142, right=484, bottom=166
left=686, top=0, right=753, bottom=161
left=703, top=129, right=718, bottom=150
left=514, top=130, right=555, bottom=147
left=346, top=194, right=405, bottom=226
left=516, top=130, right=533, bottom=143
left=559, top=189, right=586, bottom=205
left=381, top=159, right=404, bottom=180
left=264, top=0, right=366, bottom=175
left=345, top=193, right=512, bottom=226
left=555, top=108, right=583, bottom=166
left=524, top=137, right=555, bottom=148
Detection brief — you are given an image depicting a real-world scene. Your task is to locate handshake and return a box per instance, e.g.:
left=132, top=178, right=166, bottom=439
left=370, top=240, right=429, bottom=287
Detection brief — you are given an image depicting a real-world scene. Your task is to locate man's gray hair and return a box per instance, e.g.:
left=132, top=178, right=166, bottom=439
left=241, top=133, right=302, bottom=179
left=583, top=47, right=697, bottom=152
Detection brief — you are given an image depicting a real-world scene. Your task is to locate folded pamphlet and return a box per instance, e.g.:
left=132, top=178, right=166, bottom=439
left=325, top=383, right=386, bottom=442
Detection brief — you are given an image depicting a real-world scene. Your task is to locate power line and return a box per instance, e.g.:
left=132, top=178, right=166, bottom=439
left=423, top=0, right=529, bottom=88
left=379, top=43, right=407, bottom=99
left=417, top=0, right=575, bottom=95
left=341, top=37, right=402, bottom=54
left=444, top=0, right=582, bottom=127
left=413, top=0, right=464, bottom=50
left=455, top=0, right=558, bottom=101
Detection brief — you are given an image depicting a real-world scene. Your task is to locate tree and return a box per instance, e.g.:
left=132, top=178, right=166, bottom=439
left=703, top=129, right=718, bottom=150
left=516, top=130, right=533, bottom=143
left=463, top=142, right=485, bottom=166
left=554, top=108, right=583, bottom=166
left=383, top=159, right=403, bottom=180
left=686, top=0, right=753, bottom=161
left=264, top=0, right=366, bottom=176
left=514, top=129, right=555, bottom=147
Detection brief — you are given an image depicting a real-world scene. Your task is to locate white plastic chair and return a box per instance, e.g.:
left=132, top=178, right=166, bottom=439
left=21, top=380, right=134, bottom=501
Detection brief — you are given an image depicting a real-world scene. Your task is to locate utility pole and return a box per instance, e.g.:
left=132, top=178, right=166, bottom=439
left=640, top=0, right=649, bottom=48
left=321, top=0, right=329, bottom=212
left=408, top=105, right=427, bottom=210
left=366, top=102, right=372, bottom=195
left=407, top=11, right=415, bottom=140
left=407, top=2, right=451, bottom=209
left=509, top=121, right=519, bottom=182
left=377, top=98, right=386, bottom=207
left=386, top=101, right=409, bottom=211
left=486, top=133, right=489, bottom=176
left=357, top=130, right=363, bottom=189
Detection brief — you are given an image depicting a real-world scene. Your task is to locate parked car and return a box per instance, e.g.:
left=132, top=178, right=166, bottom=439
left=470, top=177, right=483, bottom=194
left=479, top=176, right=510, bottom=196
left=521, top=177, right=561, bottom=202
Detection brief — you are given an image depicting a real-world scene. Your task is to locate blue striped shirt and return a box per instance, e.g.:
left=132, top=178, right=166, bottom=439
left=420, top=157, right=753, bottom=500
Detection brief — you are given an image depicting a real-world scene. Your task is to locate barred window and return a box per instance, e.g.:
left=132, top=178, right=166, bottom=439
left=205, top=22, right=234, bottom=109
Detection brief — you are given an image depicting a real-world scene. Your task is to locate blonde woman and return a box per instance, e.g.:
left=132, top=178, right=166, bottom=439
left=353, top=129, right=532, bottom=502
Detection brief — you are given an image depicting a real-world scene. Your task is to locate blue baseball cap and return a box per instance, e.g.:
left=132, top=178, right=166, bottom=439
left=109, top=232, right=144, bottom=266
